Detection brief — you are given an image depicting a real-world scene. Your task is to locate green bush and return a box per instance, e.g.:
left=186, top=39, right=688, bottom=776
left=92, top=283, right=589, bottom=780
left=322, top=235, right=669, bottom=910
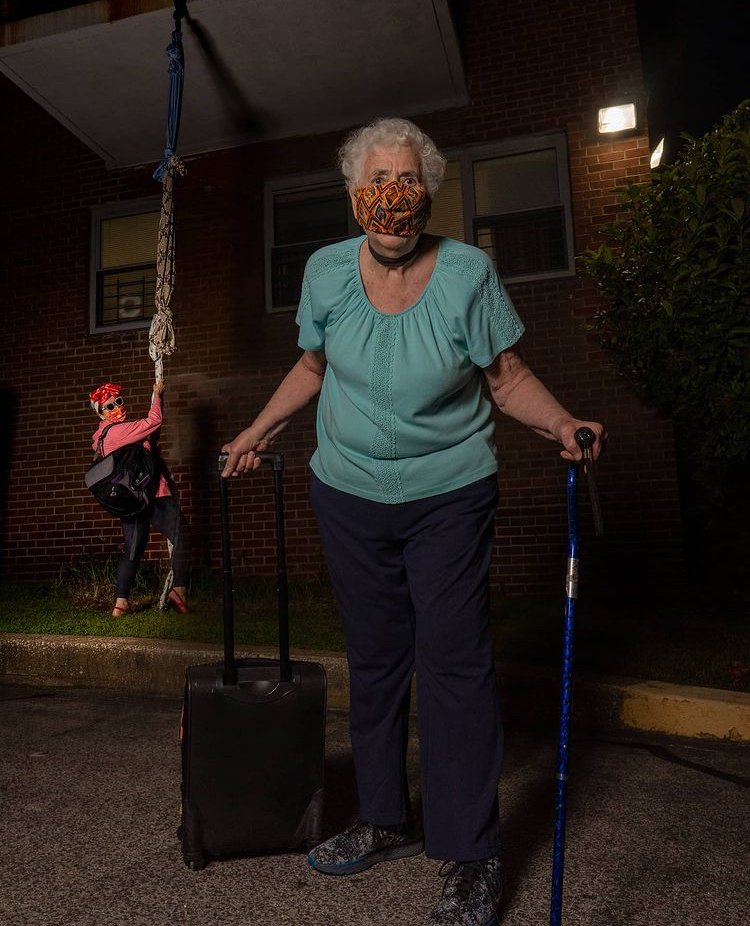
left=582, top=101, right=750, bottom=603
left=582, top=100, right=750, bottom=465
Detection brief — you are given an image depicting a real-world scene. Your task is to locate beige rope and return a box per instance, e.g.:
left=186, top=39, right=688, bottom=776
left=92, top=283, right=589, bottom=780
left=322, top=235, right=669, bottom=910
left=150, top=155, right=186, bottom=609
left=149, top=156, right=185, bottom=383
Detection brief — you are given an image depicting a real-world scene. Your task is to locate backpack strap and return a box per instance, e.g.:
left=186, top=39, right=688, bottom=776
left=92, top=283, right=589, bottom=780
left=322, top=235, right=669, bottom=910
left=95, top=423, right=116, bottom=460
left=94, top=421, right=133, bottom=460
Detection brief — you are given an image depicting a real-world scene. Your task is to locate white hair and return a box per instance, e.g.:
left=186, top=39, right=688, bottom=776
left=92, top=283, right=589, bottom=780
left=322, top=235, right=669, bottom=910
left=338, top=117, right=447, bottom=197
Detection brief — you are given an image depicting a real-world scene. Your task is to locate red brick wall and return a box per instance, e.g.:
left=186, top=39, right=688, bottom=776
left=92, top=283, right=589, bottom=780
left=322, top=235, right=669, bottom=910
left=0, top=0, right=685, bottom=596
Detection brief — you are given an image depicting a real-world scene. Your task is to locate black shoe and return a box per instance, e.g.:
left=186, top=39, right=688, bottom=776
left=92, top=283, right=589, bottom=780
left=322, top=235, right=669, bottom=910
left=307, top=820, right=424, bottom=875
left=427, top=857, right=503, bottom=925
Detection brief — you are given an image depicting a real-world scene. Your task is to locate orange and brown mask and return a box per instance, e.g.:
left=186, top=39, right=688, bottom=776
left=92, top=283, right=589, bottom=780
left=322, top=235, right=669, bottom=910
left=353, top=179, right=431, bottom=238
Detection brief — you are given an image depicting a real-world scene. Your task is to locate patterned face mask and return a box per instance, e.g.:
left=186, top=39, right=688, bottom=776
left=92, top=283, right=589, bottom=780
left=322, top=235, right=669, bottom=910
left=101, top=401, right=127, bottom=422
left=353, top=179, right=431, bottom=237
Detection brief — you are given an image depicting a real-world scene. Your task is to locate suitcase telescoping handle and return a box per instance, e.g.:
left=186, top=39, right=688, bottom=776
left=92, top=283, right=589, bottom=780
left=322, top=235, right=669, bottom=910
left=217, top=451, right=291, bottom=687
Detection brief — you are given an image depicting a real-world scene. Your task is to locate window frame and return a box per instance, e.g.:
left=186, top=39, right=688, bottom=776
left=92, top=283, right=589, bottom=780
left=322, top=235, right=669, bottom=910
left=264, top=170, right=358, bottom=314
left=89, top=197, right=161, bottom=334
left=446, top=132, right=576, bottom=284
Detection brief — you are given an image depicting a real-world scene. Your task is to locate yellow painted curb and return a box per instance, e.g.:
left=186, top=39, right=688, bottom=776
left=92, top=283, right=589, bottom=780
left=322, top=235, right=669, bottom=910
left=620, top=680, right=750, bottom=741
left=3, top=634, right=750, bottom=742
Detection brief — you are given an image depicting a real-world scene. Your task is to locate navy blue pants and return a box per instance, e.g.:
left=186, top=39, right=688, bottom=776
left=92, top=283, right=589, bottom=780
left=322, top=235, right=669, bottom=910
left=310, top=472, right=503, bottom=861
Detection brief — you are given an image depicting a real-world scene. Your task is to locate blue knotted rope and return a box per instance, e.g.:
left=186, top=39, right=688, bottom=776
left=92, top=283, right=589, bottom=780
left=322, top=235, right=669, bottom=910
left=153, top=9, right=185, bottom=182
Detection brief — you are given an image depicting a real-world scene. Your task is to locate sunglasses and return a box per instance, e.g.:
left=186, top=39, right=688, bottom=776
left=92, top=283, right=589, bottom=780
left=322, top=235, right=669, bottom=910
left=101, top=397, right=125, bottom=412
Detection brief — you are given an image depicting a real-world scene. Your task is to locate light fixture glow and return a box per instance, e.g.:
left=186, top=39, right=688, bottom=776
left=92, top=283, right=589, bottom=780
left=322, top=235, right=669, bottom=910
left=650, top=138, right=665, bottom=169
left=598, top=103, right=637, bottom=134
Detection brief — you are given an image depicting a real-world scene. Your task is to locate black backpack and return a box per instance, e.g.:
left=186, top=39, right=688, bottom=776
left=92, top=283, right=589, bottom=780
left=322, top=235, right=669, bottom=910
left=85, top=423, right=158, bottom=518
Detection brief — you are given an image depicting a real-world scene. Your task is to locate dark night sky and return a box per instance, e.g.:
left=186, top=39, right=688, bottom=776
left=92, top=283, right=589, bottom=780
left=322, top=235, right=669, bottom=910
left=635, top=1, right=749, bottom=160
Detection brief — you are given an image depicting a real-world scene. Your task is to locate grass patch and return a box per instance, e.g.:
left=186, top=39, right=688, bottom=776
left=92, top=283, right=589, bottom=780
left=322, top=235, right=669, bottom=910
left=0, top=561, right=747, bottom=692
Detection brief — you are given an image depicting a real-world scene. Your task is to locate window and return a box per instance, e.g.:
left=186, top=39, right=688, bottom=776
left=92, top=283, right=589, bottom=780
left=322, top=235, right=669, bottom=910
left=263, top=134, right=574, bottom=311
left=90, top=199, right=160, bottom=333
left=428, top=133, right=575, bottom=283
left=425, top=159, right=465, bottom=241
left=265, top=172, right=357, bottom=313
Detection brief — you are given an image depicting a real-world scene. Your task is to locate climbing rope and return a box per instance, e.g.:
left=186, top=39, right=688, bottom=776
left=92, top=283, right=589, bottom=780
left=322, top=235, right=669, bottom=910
left=150, top=2, right=186, bottom=385
left=150, top=158, right=184, bottom=386
left=152, top=2, right=188, bottom=608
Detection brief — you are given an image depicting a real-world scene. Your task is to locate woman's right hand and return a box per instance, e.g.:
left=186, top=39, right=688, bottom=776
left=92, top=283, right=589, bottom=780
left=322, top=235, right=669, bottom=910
left=220, top=429, right=270, bottom=477
left=218, top=350, right=323, bottom=477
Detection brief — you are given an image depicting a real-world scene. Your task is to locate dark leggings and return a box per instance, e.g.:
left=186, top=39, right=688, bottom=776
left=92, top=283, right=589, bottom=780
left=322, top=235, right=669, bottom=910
left=116, top=497, right=190, bottom=597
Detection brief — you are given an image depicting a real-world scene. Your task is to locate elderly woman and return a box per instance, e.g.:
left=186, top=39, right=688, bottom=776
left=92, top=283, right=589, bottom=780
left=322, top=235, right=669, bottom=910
left=89, top=380, right=190, bottom=617
left=222, top=117, right=605, bottom=926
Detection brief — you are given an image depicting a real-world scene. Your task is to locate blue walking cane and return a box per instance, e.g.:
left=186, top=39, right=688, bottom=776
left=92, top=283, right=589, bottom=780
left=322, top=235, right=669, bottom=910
left=550, top=426, right=604, bottom=926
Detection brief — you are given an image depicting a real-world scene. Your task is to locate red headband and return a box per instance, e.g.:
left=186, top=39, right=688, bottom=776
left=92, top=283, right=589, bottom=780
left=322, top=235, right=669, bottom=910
left=90, top=382, right=122, bottom=407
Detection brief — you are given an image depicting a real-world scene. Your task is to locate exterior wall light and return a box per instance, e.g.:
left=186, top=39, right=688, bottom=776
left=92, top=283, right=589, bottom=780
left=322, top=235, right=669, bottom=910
left=598, top=103, right=637, bottom=134
left=650, top=138, right=665, bottom=169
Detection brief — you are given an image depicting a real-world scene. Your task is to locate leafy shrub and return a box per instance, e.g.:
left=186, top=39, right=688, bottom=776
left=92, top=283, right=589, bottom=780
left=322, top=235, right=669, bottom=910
left=582, top=100, right=750, bottom=465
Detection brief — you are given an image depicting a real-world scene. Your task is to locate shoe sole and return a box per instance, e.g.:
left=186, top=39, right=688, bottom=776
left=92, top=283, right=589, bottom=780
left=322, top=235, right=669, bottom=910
left=427, top=909, right=499, bottom=926
left=307, top=838, right=424, bottom=876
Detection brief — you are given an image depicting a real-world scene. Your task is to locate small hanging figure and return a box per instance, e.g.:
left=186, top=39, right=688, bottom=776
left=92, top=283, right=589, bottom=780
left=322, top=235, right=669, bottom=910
left=89, top=380, right=190, bottom=617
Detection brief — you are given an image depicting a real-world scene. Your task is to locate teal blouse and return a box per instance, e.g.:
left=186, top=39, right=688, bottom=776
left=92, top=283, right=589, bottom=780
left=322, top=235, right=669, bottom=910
left=296, top=236, right=524, bottom=504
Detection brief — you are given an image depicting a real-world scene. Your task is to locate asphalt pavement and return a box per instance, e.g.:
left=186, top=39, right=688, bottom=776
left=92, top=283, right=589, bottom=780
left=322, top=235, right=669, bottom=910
left=1, top=683, right=748, bottom=926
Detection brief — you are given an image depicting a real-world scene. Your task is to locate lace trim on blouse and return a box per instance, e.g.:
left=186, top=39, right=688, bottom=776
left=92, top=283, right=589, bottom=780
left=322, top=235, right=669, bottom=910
left=369, top=315, right=404, bottom=504
left=297, top=246, right=357, bottom=334
left=440, top=248, right=521, bottom=352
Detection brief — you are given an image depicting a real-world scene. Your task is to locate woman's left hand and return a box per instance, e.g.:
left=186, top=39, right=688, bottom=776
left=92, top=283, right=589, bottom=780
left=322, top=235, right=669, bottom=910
left=556, top=418, right=607, bottom=462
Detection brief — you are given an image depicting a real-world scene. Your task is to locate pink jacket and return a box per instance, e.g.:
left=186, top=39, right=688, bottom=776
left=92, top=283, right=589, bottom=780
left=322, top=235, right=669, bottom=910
left=91, top=395, right=171, bottom=497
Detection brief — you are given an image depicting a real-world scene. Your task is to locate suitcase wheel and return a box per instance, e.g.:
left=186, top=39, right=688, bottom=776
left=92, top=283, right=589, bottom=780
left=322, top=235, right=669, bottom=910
left=184, top=852, right=206, bottom=871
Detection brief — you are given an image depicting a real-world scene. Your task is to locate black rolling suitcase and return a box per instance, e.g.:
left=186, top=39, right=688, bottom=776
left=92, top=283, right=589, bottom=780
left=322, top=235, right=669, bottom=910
left=179, top=451, right=326, bottom=870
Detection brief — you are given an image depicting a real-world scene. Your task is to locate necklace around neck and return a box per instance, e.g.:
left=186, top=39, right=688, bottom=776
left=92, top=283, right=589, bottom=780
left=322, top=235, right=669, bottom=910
left=367, top=238, right=421, bottom=267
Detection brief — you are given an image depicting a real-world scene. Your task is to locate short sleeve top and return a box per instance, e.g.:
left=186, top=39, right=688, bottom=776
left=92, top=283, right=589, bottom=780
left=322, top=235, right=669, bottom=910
left=296, top=235, right=524, bottom=504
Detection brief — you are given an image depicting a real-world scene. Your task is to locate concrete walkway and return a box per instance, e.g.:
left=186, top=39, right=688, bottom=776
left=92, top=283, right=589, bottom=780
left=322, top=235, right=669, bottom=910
left=1, top=632, right=749, bottom=741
